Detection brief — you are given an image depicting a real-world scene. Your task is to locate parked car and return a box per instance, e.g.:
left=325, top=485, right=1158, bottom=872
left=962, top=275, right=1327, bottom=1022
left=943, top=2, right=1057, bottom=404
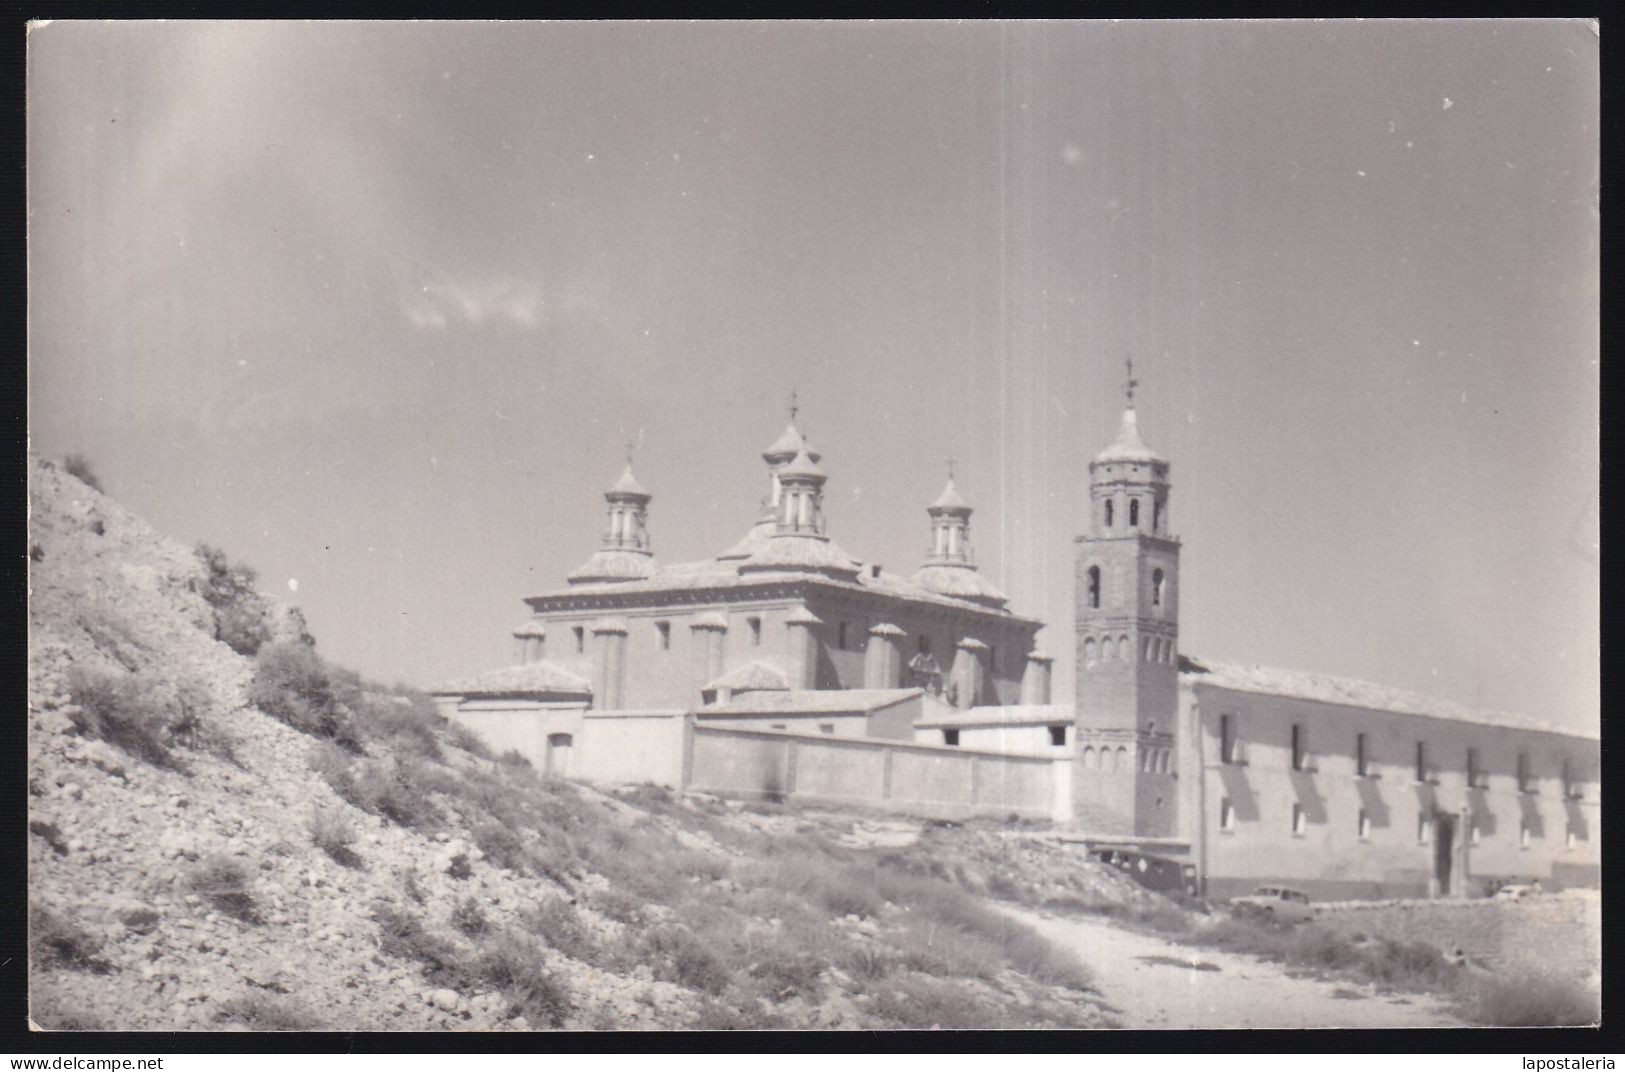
left=1493, top=883, right=1539, bottom=901
left=1091, top=849, right=1201, bottom=898
left=1231, top=885, right=1316, bottom=923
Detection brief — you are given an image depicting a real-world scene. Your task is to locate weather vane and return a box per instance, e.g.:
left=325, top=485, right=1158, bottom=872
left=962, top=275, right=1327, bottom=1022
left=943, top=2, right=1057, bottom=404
left=1125, top=358, right=1138, bottom=406
left=624, top=438, right=636, bottom=467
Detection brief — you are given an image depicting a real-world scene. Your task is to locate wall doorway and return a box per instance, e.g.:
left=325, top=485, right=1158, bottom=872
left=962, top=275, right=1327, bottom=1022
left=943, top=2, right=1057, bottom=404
left=1433, top=813, right=1455, bottom=897
left=545, top=733, right=574, bottom=779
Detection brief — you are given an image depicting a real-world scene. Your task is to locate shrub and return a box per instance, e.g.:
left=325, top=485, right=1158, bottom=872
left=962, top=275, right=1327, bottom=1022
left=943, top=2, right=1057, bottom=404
left=65, top=665, right=180, bottom=769
left=307, top=805, right=363, bottom=868
left=446, top=853, right=474, bottom=881
left=872, top=974, right=996, bottom=1030
left=641, top=925, right=730, bottom=995
left=195, top=544, right=273, bottom=657
left=215, top=994, right=323, bottom=1030
left=520, top=899, right=598, bottom=963
left=1464, top=973, right=1600, bottom=1027
left=498, top=749, right=533, bottom=769
left=445, top=721, right=494, bottom=760
left=28, top=820, right=69, bottom=857
left=476, top=934, right=572, bottom=1027
left=357, top=696, right=444, bottom=763
left=249, top=642, right=361, bottom=751
left=588, top=887, right=642, bottom=924
left=29, top=905, right=113, bottom=973
left=63, top=453, right=103, bottom=493
left=451, top=897, right=491, bottom=938
left=471, top=821, right=529, bottom=874
left=841, top=940, right=895, bottom=981
left=190, top=854, right=260, bottom=923
left=372, top=905, right=472, bottom=989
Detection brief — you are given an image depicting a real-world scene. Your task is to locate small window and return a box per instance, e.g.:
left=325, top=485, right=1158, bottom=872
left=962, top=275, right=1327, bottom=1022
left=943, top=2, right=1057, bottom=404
left=1358, top=809, right=1371, bottom=840
left=1517, top=752, right=1532, bottom=794
left=1291, top=803, right=1306, bottom=836
left=1219, top=797, right=1235, bottom=831
left=748, top=616, right=762, bottom=647
left=1129, top=499, right=1140, bottom=527
left=1470, top=820, right=1481, bottom=845
left=656, top=621, right=671, bottom=650
left=943, top=729, right=959, bottom=747
left=1519, top=819, right=1531, bottom=849
left=1562, top=759, right=1577, bottom=800
left=1153, top=501, right=1163, bottom=532
left=1152, top=568, right=1165, bottom=606
left=819, top=723, right=835, bottom=735
left=1415, top=741, right=1429, bottom=784
left=1566, top=826, right=1578, bottom=850
left=1466, top=747, right=1481, bottom=788
left=1086, top=566, right=1101, bottom=609
left=1290, top=723, right=1306, bottom=772
left=1104, top=499, right=1114, bottom=528
left=573, top=626, right=585, bottom=654
left=918, top=634, right=932, bottom=656
left=837, top=622, right=848, bottom=650
left=1417, top=813, right=1432, bottom=844
left=1355, top=733, right=1369, bottom=777
left=1118, top=634, right=1131, bottom=661
left=1083, top=636, right=1096, bottom=665
left=1049, top=725, right=1067, bottom=747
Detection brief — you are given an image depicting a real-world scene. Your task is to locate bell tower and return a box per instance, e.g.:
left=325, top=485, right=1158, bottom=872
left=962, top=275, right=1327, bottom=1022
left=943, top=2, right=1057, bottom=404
left=1073, top=363, right=1181, bottom=836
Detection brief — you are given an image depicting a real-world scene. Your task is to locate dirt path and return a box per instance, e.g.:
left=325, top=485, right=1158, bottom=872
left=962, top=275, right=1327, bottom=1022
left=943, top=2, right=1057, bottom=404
left=1003, top=905, right=1464, bottom=1030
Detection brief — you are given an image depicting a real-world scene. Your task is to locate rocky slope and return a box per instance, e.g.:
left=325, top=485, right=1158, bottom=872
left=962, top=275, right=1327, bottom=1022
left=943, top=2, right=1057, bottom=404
left=27, top=454, right=1140, bottom=1031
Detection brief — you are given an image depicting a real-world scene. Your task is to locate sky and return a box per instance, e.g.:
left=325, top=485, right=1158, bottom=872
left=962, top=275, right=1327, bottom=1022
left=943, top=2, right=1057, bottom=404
left=27, top=20, right=1599, bottom=733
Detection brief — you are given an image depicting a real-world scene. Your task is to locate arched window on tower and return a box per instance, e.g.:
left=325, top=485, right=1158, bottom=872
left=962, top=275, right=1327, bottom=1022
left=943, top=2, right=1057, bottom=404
left=1087, top=566, right=1101, bottom=609
left=1104, top=500, right=1114, bottom=528
left=1119, top=634, right=1131, bottom=661
left=1129, top=499, right=1140, bottom=528
left=1083, top=637, right=1096, bottom=666
left=1152, top=568, right=1165, bottom=607
left=1154, top=501, right=1163, bottom=532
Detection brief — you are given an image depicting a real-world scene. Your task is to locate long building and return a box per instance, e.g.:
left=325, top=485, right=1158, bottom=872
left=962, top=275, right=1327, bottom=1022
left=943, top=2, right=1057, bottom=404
left=433, top=396, right=1599, bottom=899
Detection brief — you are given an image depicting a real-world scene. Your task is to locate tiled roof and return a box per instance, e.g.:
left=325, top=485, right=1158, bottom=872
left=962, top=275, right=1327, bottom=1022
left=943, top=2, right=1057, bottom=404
left=434, top=661, right=592, bottom=697
left=1180, top=656, right=1596, bottom=740
left=702, top=688, right=924, bottom=715
left=703, top=661, right=789, bottom=693
left=566, top=549, right=659, bottom=584
left=778, top=448, right=826, bottom=482
left=763, top=421, right=821, bottom=463
left=511, top=620, right=548, bottom=637
left=929, top=478, right=971, bottom=513
left=738, top=534, right=861, bottom=578
left=607, top=464, right=650, bottom=498
left=911, top=564, right=1009, bottom=606
left=914, top=703, right=1072, bottom=729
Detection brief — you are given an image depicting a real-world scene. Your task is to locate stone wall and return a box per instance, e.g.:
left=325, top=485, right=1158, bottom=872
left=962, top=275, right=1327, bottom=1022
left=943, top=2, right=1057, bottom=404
left=685, top=725, right=1066, bottom=820
left=1311, top=893, right=1601, bottom=975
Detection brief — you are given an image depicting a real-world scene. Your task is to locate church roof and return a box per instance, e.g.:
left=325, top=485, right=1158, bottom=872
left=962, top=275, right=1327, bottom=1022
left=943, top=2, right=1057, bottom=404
left=511, top=620, right=548, bottom=638
left=929, top=478, right=972, bottom=513
left=566, top=548, right=659, bottom=584
left=739, top=534, right=861, bottom=578
left=607, top=464, right=650, bottom=499
left=433, top=660, right=593, bottom=698
left=763, top=422, right=822, bottom=464
left=1093, top=407, right=1166, bottom=465
left=910, top=564, right=1009, bottom=606
left=715, top=518, right=776, bottom=561
left=1180, top=656, right=1597, bottom=741
left=702, top=688, right=925, bottom=715
left=704, top=661, right=789, bottom=693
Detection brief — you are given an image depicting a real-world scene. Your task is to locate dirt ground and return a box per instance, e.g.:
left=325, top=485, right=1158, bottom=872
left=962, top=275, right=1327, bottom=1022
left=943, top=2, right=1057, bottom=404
left=1001, top=905, right=1465, bottom=1030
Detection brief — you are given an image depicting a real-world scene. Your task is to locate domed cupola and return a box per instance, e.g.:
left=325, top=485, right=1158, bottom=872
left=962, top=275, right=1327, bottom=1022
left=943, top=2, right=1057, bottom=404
left=738, top=442, right=862, bottom=579
left=719, top=392, right=832, bottom=562
left=567, top=456, right=659, bottom=584
left=1089, top=365, right=1171, bottom=538
left=910, top=465, right=1009, bottom=607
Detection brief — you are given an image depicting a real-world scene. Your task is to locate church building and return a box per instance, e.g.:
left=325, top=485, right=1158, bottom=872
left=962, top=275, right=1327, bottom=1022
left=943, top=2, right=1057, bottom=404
left=433, top=389, right=1598, bottom=900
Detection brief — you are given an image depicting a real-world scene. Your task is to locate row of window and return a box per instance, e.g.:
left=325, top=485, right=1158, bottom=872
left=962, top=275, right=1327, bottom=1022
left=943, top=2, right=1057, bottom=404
left=1217, top=797, right=1587, bottom=849
left=1101, top=497, right=1165, bottom=533
left=1082, top=566, right=1167, bottom=610
left=1217, top=716, right=1589, bottom=799
left=1081, top=633, right=1175, bottom=665
left=1080, top=744, right=1173, bottom=773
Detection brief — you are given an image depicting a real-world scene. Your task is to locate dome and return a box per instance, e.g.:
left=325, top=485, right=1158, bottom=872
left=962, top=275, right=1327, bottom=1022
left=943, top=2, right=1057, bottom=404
left=1093, top=407, right=1166, bottom=465
left=910, top=564, right=1009, bottom=607
left=928, top=478, right=972, bottom=514
left=738, top=533, right=862, bottom=579
left=607, top=463, right=650, bottom=499
left=763, top=422, right=823, bottom=465
left=566, top=549, right=659, bottom=584
left=777, top=448, right=826, bottom=482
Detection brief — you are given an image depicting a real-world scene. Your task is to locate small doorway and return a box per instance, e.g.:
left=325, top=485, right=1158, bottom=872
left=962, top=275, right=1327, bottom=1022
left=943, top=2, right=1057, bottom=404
left=1433, top=813, right=1455, bottom=897
left=545, top=733, right=574, bottom=779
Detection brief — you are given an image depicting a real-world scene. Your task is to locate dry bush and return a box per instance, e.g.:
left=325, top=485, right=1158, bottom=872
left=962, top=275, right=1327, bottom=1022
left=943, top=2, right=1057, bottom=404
left=28, top=820, right=69, bottom=857
left=475, top=933, right=572, bottom=1027
left=65, top=665, right=182, bottom=769
left=249, top=642, right=362, bottom=752
left=29, top=905, right=113, bottom=974
left=470, top=820, right=530, bottom=874
left=520, top=898, right=599, bottom=963
left=872, top=974, right=999, bottom=1029
left=358, top=696, right=444, bottom=763
left=586, top=887, right=643, bottom=924
left=640, top=924, right=730, bottom=995
left=1464, top=972, right=1600, bottom=1027
left=445, top=721, right=494, bottom=759
left=215, top=993, right=324, bottom=1030
left=307, top=804, right=363, bottom=868
left=195, top=543, right=273, bottom=657
left=190, top=854, right=261, bottom=923
left=372, top=904, right=472, bottom=988
left=63, top=453, right=103, bottom=492
left=450, top=896, right=491, bottom=938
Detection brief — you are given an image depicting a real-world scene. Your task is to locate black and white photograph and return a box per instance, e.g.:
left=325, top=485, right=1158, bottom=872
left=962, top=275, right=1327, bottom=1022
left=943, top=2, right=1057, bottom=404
left=25, top=19, right=1599, bottom=1034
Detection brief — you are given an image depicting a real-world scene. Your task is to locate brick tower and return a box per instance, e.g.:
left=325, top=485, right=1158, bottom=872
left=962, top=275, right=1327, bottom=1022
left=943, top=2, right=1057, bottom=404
left=1073, top=371, right=1181, bottom=835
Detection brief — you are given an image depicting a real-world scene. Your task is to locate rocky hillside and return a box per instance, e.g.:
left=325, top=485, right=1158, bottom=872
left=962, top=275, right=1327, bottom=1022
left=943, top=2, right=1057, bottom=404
left=27, top=453, right=1151, bottom=1031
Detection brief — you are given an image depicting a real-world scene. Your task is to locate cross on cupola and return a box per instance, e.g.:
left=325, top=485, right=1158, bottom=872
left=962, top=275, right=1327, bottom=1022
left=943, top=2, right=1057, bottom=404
left=1124, top=357, right=1138, bottom=407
